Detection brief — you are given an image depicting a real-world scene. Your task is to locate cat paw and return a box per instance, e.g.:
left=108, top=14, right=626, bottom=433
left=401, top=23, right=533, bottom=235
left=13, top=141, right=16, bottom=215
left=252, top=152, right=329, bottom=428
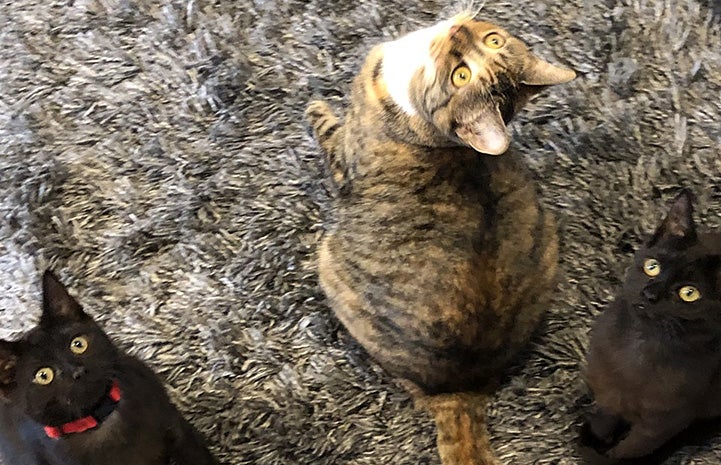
left=604, top=436, right=656, bottom=460
left=605, top=444, right=636, bottom=460
left=580, top=410, right=629, bottom=454
left=305, top=100, right=343, bottom=150
left=305, top=100, right=336, bottom=128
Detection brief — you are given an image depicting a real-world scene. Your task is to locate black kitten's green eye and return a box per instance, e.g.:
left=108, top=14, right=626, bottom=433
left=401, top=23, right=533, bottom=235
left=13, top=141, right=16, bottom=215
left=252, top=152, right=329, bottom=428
left=643, top=258, right=661, bottom=277
left=679, top=285, right=701, bottom=302
left=34, top=367, right=54, bottom=385
left=452, top=65, right=472, bottom=87
left=70, top=336, right=89, bottom=355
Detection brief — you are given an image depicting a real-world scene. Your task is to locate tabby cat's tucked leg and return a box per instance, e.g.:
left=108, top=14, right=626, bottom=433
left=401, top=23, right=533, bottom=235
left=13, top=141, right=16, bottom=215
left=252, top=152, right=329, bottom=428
left=305, top=100, right=349, bottom=192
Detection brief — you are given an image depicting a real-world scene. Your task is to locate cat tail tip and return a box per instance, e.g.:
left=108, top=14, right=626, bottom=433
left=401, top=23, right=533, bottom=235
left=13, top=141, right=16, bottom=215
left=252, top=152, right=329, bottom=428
left=419, top=391, right=500, bottom=465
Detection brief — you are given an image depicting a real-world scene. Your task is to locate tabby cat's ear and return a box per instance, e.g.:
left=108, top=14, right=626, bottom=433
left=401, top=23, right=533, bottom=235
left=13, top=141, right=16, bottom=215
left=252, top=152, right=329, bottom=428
left=649, top=189, right=697, bottom=247
left=41, top=270, right=89, bottom=325
left=0, top=341, right=20, bottom=401
left=456, top=107, right=509, bottom=155
left=521, top=56, right=576, bottom=86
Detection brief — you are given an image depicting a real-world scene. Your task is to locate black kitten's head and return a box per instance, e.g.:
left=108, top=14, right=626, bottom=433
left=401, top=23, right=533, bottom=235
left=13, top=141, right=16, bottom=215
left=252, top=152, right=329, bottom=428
left=622, top=190, right=721, bottom=325
left=0, top=272, right=120, bottom=426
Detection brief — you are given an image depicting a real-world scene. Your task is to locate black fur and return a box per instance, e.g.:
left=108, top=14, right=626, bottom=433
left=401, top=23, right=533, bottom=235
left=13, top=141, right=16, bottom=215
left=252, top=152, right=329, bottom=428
left=584, top=190, right=721, bottom=459
left=0, top=271, right=218, bottom=465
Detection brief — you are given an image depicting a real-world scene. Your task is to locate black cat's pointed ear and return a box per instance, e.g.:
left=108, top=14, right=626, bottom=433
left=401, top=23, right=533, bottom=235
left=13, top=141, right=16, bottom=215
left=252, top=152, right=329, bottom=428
left=455, top=107, right=509, bottom=155
left=521, top=55, right=576, bottom=86
left=0, top=341, right=20, bottom=401
left=649, top=189, right=697, bottom=247
left=41, top=271, right=89, bottom=324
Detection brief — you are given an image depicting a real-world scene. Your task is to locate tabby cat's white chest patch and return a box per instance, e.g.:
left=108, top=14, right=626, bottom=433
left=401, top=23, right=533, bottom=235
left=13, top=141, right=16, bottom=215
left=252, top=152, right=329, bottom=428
left=381, top=21, right=452, bottom=116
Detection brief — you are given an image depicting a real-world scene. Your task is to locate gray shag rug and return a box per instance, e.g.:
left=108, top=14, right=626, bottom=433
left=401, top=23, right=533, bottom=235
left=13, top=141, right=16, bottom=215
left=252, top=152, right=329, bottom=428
left=1, top=0, right=720, bottom=464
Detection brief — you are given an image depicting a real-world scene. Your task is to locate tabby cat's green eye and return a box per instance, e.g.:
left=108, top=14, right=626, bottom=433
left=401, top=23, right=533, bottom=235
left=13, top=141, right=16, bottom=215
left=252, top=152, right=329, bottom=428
left=483, top=32, right=505, bottom=49
left=34, top=367, right=54, bottom=385
left=70, top=336, right=89, bottom=355
left=679, top=285, right=701, bottom=302
left=643, top=258, right=661, bottom=277
left=451, top=65, right=472, bottom=87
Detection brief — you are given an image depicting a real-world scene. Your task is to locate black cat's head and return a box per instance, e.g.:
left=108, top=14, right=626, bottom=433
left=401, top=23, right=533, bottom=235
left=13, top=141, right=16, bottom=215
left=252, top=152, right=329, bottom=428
left=622, top=190, right=721, bottom=324
left=0, top=271, right=120, bottom=426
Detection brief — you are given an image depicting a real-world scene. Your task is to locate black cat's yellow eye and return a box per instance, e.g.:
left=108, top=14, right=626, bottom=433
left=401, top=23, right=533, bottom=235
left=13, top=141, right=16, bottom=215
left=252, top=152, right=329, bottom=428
left=70, top=336, right=89, bottom=355
left=483, top=32, right=506, bottom=49
left=34, top=367, right=54, bottom=385
left=451, top=65, right=472, bottom=87
left=679, top=285, right=701, bottom=302
left=643, top=258, right=661, bottom=277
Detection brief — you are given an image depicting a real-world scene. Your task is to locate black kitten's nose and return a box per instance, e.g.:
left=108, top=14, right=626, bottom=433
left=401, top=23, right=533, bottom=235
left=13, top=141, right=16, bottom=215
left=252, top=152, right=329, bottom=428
left=72, top=366, right=87, bottom=380
left=642, top=287, right=660, bottom=303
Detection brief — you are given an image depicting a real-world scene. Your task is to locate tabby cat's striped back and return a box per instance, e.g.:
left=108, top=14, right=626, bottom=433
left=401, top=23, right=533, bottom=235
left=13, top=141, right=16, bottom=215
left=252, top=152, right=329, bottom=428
left=307, top=13, right=575, bottom=465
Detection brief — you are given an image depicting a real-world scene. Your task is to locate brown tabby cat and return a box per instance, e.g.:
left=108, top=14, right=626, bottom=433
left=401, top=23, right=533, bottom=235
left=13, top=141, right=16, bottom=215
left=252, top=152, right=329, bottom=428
left=306, top=13, right=575, bottom=465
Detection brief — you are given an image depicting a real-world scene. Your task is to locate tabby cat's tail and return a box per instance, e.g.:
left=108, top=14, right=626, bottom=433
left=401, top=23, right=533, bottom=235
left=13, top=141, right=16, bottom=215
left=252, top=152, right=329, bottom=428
left=422, top=392, right=499, bottom=465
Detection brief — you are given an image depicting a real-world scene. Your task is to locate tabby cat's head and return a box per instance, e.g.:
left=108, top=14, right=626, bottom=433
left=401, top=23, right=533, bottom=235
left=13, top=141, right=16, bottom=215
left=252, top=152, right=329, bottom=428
left=0, top=272, right=121, bottom=426
left=381, top=14, right=576, bottom=154
left=622, top=190, right=721, bottom=324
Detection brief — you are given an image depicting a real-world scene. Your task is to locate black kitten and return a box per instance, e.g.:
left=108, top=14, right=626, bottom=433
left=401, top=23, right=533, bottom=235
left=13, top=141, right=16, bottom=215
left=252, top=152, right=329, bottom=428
left=584, top=190, right=721, bottom=459
left=0, top=271, right=218, bottom=465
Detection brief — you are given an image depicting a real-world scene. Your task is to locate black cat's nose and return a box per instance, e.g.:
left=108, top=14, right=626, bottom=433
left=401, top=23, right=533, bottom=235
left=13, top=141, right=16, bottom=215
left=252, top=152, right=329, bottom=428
left=643, top=286, right=660, bottom=303
left=72, top=366, right=87, bottom=380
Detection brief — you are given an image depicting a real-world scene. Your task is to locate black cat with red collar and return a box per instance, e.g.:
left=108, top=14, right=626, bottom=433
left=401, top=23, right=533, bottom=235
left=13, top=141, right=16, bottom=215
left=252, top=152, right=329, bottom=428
left=0, top=271, right=218, bottom=465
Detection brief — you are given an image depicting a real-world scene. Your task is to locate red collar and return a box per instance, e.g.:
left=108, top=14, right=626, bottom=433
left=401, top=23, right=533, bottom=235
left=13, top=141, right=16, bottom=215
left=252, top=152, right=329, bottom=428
left=44, top=381, right=122, bottom=439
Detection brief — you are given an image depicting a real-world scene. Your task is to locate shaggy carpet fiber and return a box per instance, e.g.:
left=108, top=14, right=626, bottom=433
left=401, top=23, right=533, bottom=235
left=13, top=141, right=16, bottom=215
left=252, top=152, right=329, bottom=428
left=1, top=0, right=720, bottom=464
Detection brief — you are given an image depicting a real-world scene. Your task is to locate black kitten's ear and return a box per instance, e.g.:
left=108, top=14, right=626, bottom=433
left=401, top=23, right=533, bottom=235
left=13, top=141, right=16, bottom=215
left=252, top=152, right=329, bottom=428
left=649, top=189, right=697, bottom=247
left=41, top=270, right=89, bottom=324
left=0, top=341, right=20, bottom=401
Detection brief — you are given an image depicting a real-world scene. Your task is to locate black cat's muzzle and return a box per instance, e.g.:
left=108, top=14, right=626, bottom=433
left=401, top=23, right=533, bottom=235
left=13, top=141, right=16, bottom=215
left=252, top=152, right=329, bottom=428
left=641, top=281, right=665, bottom=304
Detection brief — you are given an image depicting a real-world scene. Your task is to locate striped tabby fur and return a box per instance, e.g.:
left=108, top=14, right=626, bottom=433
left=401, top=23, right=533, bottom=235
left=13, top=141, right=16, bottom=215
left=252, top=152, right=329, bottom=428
left=307, top=14, right=575, bottom=465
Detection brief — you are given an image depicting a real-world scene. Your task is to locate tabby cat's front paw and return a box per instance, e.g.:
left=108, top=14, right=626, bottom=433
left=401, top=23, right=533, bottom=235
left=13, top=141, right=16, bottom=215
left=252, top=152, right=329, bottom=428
left=305, top=100, right=338, bottom=137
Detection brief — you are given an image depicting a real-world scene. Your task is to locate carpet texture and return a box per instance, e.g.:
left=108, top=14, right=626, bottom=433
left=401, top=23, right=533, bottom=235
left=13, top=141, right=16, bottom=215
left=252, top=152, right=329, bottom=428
left=1, top=0, right=720, bottom=464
